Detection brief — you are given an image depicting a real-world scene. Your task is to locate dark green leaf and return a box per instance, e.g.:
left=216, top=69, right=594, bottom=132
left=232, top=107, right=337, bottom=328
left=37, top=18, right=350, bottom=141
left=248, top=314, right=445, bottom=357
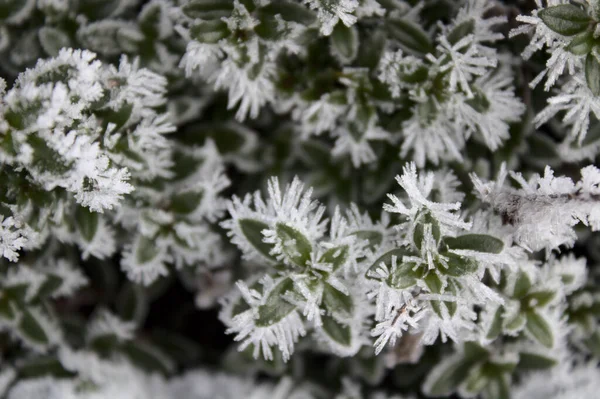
left=256, top=278, right=296, bottom=327
left=171, top=190, right=203, bottom=215
left=189, top=20, right=230, bottom=43
left=444, top=234, right=504, bottom=254
left=447, top=19, right=475, bottom=45
left=322, top=314, right=351, bottom=347
left=366, top=248, right=410, bottom=279
left=38, top=27, right=72, bottom=57
left=517, top=352, right=557, bottom=370
left=330, top=24, right=359, bottom=63
left=566, top=30, right=594, bottom=55
left=386, top=18, right=434, bottom=54
left=182, top=0, right=234, bottom=19
left=75, top=206, right=99, bottom=242
left=322, top=283, right=353, bottom=318
left=513, top=271, right=531, bottom=298
left=319, top=245, right=349, bottom=272
left=486, top=306, right=504, bottom=340
left=238, top=218, right=277, bottom=261
left=275, top=222, right=312, bottom=266
left=525, top=311, right=554, bottom=348
left=586, top=52, right=600, bottom=96
left=538, top=4, right=591, bottom=36
left=121, top=341, right=175, bottom=374
left=442, top=253, right=479, bottom=277
left=19, top=309, right=49, bottom=346
left=136, top=235, right=160, bottom=264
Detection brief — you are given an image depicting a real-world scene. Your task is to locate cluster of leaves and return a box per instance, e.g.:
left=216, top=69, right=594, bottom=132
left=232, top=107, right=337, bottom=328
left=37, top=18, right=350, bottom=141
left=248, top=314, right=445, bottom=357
left=0, top=1, right=599, bottom=399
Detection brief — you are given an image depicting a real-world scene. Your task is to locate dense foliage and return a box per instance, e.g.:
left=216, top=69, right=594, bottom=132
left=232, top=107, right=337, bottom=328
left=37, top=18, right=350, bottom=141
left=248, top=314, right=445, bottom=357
left=0, top=1, right=599, bottom=398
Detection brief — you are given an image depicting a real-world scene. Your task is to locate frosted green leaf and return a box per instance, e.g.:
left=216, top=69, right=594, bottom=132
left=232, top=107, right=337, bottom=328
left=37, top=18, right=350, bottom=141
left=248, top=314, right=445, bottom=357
left=256, top=278, right=296, bottom=327
left=525, top=311, right=554, bottom=348
left=538, top=4, right=591, bottom=36
left=444, top=234, right=504, bottom=254
left=238, top=219, right=277, bottom=261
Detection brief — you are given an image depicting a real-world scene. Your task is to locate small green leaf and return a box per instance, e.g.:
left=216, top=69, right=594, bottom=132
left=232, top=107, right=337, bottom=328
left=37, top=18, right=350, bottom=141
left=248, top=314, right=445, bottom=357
left=322, top=314, right=351, bottom=347
left=96, top=102, right=133, bottom=132
left=504, top=313, right=527, bottom=333
left=517, top=352, right=557, bottom=370
left=19, top=309, right=49, bottom=346
left=238, top=219, right=276, bottom=261
left=462, top=364, right=489, bottom=395
left=443, top=234, right=504, bottom=254
left=482, top=376, right=510, bottom=399
left=260, top=1, right=315, bottom=25
left=442, top=253, right=478, bottom=277
left=538, top=4, right=591, bottom=36
left=117, top=283, right=148, bottom=324
left=121, top=341, right=175, bottom=374
left=386, top=18, right=434, bottom=54
left=18, top=356, right=74, bottom=378
left=525, top=290, right=556, bottom=309
left=413, top=212, right=441, bottom=249
left=566, top=30, right=594, bottom=55
left=256, top=278, right=296, bottom=327
left=75, top=206, right=99, bottom=242
left=171, top=190, right=203, bottom=215
left=319, top=245, right=349, bottom=272
left=330, top=23, right=359, bottom=63
left=275, top=222, right=312, bottom=266
left=513, top=271, right=531, bottom=298
left=486, top=306, right=504, bottom=340
left=585, top=52, right=600, bottom=96
left=36, top=274, right=63, bottom=300
left=189, top=20, right=230, bottom=43
left=388, top=262, right=423, bottom=289
left=322, top=283, right=353, bottom=318
left=38, top=27, right=72, bottom=56
left=424, top=272, right=443, bottom=294
left=447, top=19, right=475, bottom=45
left=181, top=0, right=234, bottom=19
left=525, top=311, right=554, bottom=348
left=136, top=235, right=160, bottom=264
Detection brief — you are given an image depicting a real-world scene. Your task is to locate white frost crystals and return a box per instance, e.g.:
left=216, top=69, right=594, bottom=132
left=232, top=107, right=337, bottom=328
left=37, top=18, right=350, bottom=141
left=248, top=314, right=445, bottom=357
left=472, top=163, right=600, bottom=252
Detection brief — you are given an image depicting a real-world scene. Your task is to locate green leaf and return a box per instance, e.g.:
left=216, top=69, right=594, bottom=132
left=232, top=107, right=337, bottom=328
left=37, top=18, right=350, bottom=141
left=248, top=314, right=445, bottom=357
left=38, top=27, right=72, bottom=57
left=171, top=190, right=203, bottom=215
left=462, top=364, right=489, bottom=396
left=525, top=311, right=554, bottom=348
left=443, top=234, right=504, bottom=254
left=181, top=0, right=234, bottom=19
left=319, top=245, right=349, bottom=272
left=504, top=312, right=526, bottom=333
left=259, top=1, right=315, bottom=25
left=117, top=283, right=148, bottom=324
left=322, top=283, right=353, bottom=318
left=413, top=212, right=441, bottom=249
left=517, top=352, right=557, bottom=370
left=121, top=341, right=175, bottom=374
left=238, top=219, right=276, bottom=261
left=524, top=290, right=556, bottom=309
left=275, top=222, right=312, bottom=266
left=322, top=314, right=351, bottom=347
left=513, top=271, right=531, bottom=299
left=388, top=262, right=423, bottom=289
left=96, top=102, right=133, bottom=132
left=482, top=376, right=510, bottom=399
left=256, top=278, right=296, bottom=327
left=386, top=18, right=434, bottom=54
left=75, top=206, right=99, bottom=242
left=486, top=306, right=504, bottom=340
left=442, top=253, right=478, bottom=277
left=189, top=20, right=230, bottom=43
left=18, top=356, right=74, bottom=378
left=35, top=274, right=63, bottom=300
left=538, top=4, right=591, bottom=36
left=424, top=272, right=443, bottom=294
left=447, top=19, right=475, bottom=45
left=585, top=52, right=600, bottom=96
left=330, top=23, right=359, bottom=63
left=366, top=248, right=410, bottom=279
left=136, top=235, right=160, bottom=264
left=566, top=30, right=595, bottom=55
left=18, top=309, right=49, bottom=346
left=424, top=345, right=485, bottom=397
left=356, top=29, right=386, bottom=69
